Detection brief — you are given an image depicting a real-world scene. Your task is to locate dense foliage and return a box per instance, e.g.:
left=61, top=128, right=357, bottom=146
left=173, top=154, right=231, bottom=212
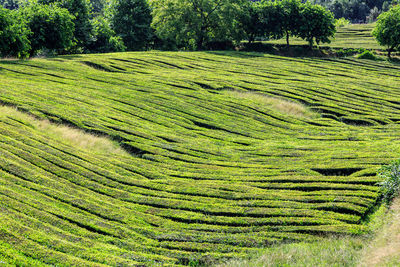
left=150, top=0, right=247, bottom=50
left=87, top=16, right=126, bottom=53
left=21, top=4, right=75, bottom=55
left=298, top=2, right=336, bottom=47
left=0, top=7, right=30, bottom=58
left=243, top=0, right=336, bottom=48
left=373, top=5, right=400, bottom=58
left=110, top=0, right=153, bottom=51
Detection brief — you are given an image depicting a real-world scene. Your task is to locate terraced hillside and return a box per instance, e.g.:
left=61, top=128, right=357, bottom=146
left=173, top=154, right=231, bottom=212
left=0, top=51, right=400, bottom=266
left=265, top=23, right=382, bottom=49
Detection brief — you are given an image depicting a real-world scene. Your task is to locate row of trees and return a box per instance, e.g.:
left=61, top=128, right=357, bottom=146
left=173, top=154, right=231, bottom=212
left=0, top=0, right=152, bottom=58
left=1, top=0, right=398, bottom=58
left=244, top=0, right=336, bottom=48
left=148, top=0, right=336, bottom=50
left=0, top=0, right=337, bottom=57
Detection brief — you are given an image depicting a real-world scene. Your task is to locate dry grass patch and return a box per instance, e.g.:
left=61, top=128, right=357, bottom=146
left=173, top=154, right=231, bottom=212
left=359, top=198, right=400, bottom=267
left=218, top=237, right=364, bottom=267
left=0, top=106, right=128, bottom=156
left=224, top=91, right=318, bottom=119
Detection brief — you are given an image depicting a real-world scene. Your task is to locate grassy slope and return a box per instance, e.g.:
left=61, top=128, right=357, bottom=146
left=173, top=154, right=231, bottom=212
left=359, top=198, right=400, bottom=266
left=219, top=196, right=400, bottom=267
left=0, top=51, right=400, bottom=265
left=264, top=23, right=382, bottom=50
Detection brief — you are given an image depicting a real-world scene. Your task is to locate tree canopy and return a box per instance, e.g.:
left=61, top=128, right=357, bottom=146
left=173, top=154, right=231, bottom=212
left=110, top=0, right=153, bottom=51
left=150, top=0, right=248, bottom=50
left=21, top=4, right=75, bottom=55
left=0, top=7, right=31, bottom=58
left=373, top=5, right=400, bottom=58
left=298, top=2, right=336, bottom=48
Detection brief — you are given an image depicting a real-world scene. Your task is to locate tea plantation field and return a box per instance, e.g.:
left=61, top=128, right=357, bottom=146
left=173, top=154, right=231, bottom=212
left=0, top=51, right=400, bottom=266
left=265, top=23, right=382, bottom=50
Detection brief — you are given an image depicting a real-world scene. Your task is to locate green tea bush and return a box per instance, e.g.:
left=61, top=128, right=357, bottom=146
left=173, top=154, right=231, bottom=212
left=378, top=160, right=400, bottom=203
left=357, top=50, right=377, bottom=60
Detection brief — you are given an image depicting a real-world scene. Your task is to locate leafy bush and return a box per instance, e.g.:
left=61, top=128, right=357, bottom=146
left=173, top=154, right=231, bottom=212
left=357, top=50, right=377, bottom=60
left=335, top=17, right=350, bottom=28
left=378, top=160, right=400, bottom=203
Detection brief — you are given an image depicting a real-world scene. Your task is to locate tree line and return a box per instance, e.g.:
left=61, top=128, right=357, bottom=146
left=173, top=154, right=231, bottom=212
left=0, top=0, right=337, bottom=58
left=0, top=0, right=398, bottom=58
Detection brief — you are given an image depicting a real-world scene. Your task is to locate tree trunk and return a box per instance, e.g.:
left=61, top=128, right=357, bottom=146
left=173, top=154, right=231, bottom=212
left=309, top=39, right=313, bottom=50
left=197, top=37, right=204, bottom=51
left=286, top=31, right=290, bottom=48
left=197, top=26, right=207, bottom=50
left=388, top=47, right=393, bottom=59
left=248, top=34, right=254, bottom=44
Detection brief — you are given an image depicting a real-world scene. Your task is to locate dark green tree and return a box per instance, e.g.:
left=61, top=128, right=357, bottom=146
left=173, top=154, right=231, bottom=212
left=61, top=0, right=93, bottom=50
left=279, top=0, right=303, bottom=47
left=239, top=1, right=262, bottom=43
left=373, top=5, right=400, bottom=58
left=258, top=0, right=285, bottom=41
left=297, top=2, right=336, bottom=48
left=21, top=4, right=75, bottom=55
left=38, top=0, right=93, bottom=52
left=110, top=0, right=153, bottom=50
left=0, top=7, right=31, bottom=58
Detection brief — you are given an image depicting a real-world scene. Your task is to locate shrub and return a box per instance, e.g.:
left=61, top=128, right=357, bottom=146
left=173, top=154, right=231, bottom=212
left=378, top=160, right=400, bottom=203
left=357, top=50, right=377, bottom=60
left=335, top=17, right=350, bottom=28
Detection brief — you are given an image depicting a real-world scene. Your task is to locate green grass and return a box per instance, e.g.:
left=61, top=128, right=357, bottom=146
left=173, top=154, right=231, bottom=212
left=264, top=23, right=383, bottom=50
left=0, top=51, right=399, bottom=265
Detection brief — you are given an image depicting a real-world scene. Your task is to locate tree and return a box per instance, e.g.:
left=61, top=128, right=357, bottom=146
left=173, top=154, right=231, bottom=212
left=88, top=16, right=126, bottom=52
left=110, top=0, right=153, bottom=51
left=239, top=1, right=263, bottom=43
left=279, top=0, right=303, bottom=47
left=366, top=6, right=381, bottom=22
left=21, top=4, right=75, bottom=55
left=38, top=0, right=93, bottom=52
left=297, top=3, right=336, bottom=48
left=373, top=5, right=400, bottom=58
left=61, top=0, right=93, bottom=51
left=0, top=7, right=31, bottom=58
left=150, top=0, right=247, bottom=50
left=257, top=0, right=285, bottom=41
